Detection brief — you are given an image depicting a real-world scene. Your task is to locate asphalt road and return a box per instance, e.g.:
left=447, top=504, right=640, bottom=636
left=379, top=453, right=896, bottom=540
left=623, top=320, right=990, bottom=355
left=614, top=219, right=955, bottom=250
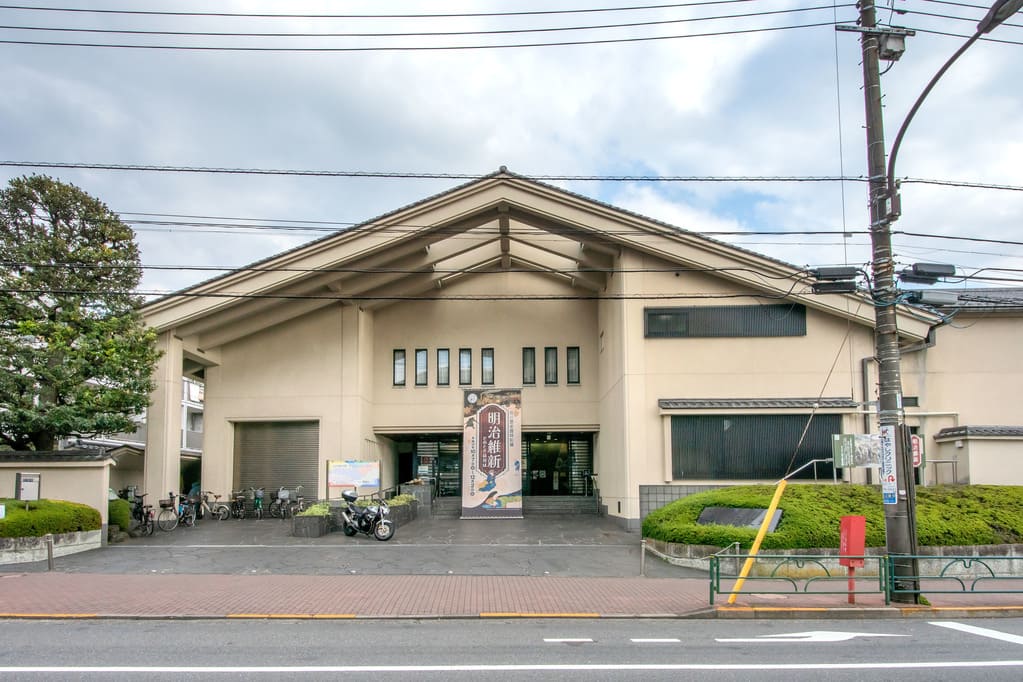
left=3, top=618, right=1023, bottom=680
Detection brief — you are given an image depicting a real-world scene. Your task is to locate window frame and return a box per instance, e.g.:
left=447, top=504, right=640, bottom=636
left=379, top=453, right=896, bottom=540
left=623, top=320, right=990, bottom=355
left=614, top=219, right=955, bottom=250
left=544, top=346, right=558, bottom=385
left=459, top=348, right=472, bottom=385
left=522, top=347, right=536, bottom=386
left=392, top=349, right=406, bottom=387
left=437, top=348, right=450, bottom=386
left=415, top=348, right=428, bottom=386
left=566, top=346, right=580, bottom=385
left=481, top=347, right=495, bottom=385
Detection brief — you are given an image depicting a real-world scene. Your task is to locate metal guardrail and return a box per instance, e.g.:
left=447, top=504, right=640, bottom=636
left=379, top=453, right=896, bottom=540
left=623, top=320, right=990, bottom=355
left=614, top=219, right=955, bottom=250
left=709, top=552, right=1023, bottom=605
left=709, top=554, right=886, bottom=605
left=884, top=555, right=1023, bottom=605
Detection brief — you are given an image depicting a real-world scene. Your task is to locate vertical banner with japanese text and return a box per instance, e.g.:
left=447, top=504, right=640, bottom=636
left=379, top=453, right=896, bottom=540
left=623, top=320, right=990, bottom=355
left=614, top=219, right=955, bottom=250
left=462, top=388, right=522, bottom=518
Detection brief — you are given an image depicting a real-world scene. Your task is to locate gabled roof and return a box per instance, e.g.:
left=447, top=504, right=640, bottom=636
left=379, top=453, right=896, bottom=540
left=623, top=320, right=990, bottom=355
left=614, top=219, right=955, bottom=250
left=659, top=398, right=858, bottom=410
left=0, top=448, right=116, bottom=464
left=142, top=168, right=938, bottom=348
left=934, top=425, right=1023, bottom=440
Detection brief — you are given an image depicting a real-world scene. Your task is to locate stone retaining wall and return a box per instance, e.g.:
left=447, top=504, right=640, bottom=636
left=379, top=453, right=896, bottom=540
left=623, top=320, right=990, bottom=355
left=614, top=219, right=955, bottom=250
left=0, top=530, right=103, bottom=565
left=644, top=539, right=1023, bottom=577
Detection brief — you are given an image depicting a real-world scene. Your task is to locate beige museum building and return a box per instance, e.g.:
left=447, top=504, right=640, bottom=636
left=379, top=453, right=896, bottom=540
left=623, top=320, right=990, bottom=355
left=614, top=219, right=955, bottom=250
left=138, top=169, right=1023, bottom=530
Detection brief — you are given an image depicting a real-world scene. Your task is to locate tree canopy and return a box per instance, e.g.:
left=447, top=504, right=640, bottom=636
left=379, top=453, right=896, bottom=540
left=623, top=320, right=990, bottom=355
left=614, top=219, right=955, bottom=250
left=0, top=175, right=160, bottom=451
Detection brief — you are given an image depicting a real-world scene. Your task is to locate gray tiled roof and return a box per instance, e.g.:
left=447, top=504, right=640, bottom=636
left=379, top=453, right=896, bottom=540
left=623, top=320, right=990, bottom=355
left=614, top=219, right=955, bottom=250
left=0, top=448, right=115, bottom=463
left=922, top=288, right=1023, bottom=311
left=934, top=425, right=1023, bottom=440
left=658, top=397, right=858, bottom=410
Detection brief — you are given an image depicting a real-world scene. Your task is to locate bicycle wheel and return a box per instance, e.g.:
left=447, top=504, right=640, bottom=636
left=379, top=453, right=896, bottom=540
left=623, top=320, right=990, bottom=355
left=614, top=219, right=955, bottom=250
left=142, top=516, right=155, bottom=536
left=268, top=500, right=282, bottom=518
left=183, top=508, right=196, bottom=527
left=215, top=504, right=230, bottom=521
left=157, top=508, right=178, bottom=531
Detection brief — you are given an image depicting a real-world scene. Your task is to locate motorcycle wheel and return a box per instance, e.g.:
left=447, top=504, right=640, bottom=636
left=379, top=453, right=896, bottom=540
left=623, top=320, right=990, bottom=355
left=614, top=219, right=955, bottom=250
left=342, top=523, right=358, bottom=537
left=373, top=520, right=395, bottom=541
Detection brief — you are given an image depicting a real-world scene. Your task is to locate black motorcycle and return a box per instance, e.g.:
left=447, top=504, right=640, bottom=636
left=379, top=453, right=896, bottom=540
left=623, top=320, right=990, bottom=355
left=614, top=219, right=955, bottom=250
left=339, top=490, right=395, bottom=541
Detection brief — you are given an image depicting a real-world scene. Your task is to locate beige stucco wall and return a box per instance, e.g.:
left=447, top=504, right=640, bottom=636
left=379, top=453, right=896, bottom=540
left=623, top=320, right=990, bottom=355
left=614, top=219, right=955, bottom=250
left=609, top=255, right=878, bottom=518
left=929, top=438, right=1023, bottom=485
left=0, top=462, right=111, bottom=526
left=902, top=314, right=1023, bottom=430
left=203, top=303, right=345, bottom=500
left=370, top=271, right=600, bottom=432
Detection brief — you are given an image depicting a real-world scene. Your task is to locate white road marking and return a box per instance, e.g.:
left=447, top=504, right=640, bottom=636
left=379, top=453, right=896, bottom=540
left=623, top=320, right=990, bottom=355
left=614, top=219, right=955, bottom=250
left=631, top=638, right=681, bottom=643
left=2, top=662, right=1023, bottom=672
left=717, top=630, right=908, bottom=643
left=932, top=622, right=1023, bottom=645
left=543, top=638, right=593, bottom=643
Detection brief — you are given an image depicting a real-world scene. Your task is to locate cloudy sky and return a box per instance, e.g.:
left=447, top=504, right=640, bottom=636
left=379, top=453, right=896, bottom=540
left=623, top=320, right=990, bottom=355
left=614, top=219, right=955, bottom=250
left=2, top=0, right=1021, bottom=296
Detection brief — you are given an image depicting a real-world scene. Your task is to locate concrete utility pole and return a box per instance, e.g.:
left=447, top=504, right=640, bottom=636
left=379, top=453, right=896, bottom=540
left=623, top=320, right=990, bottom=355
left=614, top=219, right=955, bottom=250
left=856, top=0, right=919, bottom=603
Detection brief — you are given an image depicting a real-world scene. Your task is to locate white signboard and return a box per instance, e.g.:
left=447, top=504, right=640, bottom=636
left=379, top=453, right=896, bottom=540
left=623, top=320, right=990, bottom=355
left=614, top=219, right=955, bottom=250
left=880, top=425, right=897, bottom=505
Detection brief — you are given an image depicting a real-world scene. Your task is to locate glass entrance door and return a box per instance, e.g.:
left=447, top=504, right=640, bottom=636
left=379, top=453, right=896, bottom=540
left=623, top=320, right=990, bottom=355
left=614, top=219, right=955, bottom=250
left=522, top=433, right=593, bottom=495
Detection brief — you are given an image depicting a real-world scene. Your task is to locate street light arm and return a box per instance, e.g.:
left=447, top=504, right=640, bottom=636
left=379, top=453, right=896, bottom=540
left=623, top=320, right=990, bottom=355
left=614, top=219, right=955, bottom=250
left=885, top=32, right=982, bottom=200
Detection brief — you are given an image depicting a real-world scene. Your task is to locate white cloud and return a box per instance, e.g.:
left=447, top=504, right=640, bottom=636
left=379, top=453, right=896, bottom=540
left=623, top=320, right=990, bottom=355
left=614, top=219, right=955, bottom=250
left=1, top=1, right=1020, bottom=294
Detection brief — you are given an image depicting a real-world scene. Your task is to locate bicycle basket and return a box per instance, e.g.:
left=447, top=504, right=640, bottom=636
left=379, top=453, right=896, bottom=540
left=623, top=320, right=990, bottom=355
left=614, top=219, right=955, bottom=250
left=159, top=498, right=173, bottom=508
left=254, top=488, right=264, bottom=498
left=278, top=489, right=290, bottom=501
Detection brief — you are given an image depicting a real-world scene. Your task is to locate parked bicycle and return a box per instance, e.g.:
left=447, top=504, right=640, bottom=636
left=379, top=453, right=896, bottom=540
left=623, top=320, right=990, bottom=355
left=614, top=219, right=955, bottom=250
left=157, top=492, right=197, bottom=531
left=130, top=493, right=154, bottom=536
left=230, top=490, right=247, bottom=519
left=269, top=485, right=305, bottom=519
left=249, top=486, right=265, bottom=520
left=198, top=491, right=231, bottom=521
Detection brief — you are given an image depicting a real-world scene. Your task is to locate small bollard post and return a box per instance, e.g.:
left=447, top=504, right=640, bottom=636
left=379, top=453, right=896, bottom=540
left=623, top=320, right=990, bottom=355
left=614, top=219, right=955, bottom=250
left=640, top=538, right=646, bottom=577
left=44, top=533, right=54, bottom=571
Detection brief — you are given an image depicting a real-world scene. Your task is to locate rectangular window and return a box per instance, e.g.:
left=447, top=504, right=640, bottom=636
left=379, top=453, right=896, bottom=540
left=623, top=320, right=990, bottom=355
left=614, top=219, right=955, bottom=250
left=566, top=346, right=580, bottom=385
left=522, top=347, right=536, bottom=385
left=459, top=348, right=472, bottom=385
left=544, top=346, right=558, bottom=385
left=481, top=348, right=495, bottom=385
left=645, top=304, right=807, bottom=338
left=437, top=348, right=450, bottom=386
left=670, top=414, right=839, bottom=480
left=393, top=349, right=406, bottom=386
left=415, top=349, right=428, bottom=386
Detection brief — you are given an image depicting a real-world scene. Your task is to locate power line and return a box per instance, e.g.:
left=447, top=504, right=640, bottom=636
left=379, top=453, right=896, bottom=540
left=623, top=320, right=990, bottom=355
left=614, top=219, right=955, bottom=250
left=0, top=20, right=844, bottom=51
left=5, top=161, right=1021, bottom=192
left=0, top=1, right=785, bottom=20
left=0, top=5, right=855, bottom=39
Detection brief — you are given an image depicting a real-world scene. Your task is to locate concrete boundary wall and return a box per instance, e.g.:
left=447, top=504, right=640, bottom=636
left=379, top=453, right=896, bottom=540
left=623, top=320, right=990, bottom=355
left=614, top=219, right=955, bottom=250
left=0, top=530, right=102, bottom=565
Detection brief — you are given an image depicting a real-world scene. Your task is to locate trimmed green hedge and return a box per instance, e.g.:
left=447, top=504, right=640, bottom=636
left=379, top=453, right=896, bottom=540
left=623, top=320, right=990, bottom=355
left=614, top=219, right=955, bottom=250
left=642, top=484, right=1023, bottom=549
left=0, top=498, right=102, bottom=538
left=108, top=498, right=132, bottom=530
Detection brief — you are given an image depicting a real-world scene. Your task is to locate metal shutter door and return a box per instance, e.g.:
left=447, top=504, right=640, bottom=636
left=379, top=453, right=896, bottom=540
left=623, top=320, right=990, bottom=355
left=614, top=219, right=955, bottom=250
left=236, top=421, right=319, bottom=499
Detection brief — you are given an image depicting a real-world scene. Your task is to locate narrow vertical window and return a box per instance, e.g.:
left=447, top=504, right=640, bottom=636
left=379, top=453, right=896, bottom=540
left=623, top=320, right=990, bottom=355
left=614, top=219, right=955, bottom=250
left=459, top=348, right=472, bottom=385
left=393, top=349, right=406, bottom=386
left=522, top=347, right=536, bottom=385
left=437, top=348, right=450, bottom=386
left=567, top=346, right=580, bottom=385
left=415, top=348, right=428, bottom=386
left=544, top=346, right=558, bottom=385
left=481, top=348, right=495, bottom=385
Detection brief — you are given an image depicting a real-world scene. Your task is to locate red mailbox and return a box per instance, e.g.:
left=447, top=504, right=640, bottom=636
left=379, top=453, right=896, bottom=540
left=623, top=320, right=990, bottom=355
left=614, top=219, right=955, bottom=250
left=839, top=515, right=866, bottom=568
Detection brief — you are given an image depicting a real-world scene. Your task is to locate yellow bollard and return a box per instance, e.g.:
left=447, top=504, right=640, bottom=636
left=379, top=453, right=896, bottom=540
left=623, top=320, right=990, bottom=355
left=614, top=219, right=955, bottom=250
left=727, top=479, right=787, bottom=605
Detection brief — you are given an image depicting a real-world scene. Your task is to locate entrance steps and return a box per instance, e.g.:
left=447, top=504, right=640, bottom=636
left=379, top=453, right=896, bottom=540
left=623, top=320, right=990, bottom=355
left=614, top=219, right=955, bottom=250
left=431, top=495, right=599, bottom=517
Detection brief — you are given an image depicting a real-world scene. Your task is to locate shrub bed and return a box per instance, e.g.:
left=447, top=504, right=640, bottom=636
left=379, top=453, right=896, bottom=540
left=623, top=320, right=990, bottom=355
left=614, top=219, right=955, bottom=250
left=0, top=498, right=102, bottom=538
left=642, top=484, right=1023, bottom=550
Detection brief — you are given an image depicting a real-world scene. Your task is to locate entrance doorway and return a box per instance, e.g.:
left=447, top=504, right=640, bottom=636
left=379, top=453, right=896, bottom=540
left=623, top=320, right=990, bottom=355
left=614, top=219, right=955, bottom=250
left=522, top=433, right=593, bottom=496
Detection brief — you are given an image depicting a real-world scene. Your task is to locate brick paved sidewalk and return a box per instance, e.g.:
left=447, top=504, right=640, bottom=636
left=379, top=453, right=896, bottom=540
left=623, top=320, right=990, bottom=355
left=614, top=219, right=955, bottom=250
left=3, top=572, right=1023, bottom=620
left=0, top=573, right=712, bottom=618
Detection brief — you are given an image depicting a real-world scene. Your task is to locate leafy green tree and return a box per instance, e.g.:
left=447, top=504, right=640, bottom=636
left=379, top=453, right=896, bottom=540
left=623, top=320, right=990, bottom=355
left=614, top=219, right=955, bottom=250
left=0, top=175, right=160, bottom=451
